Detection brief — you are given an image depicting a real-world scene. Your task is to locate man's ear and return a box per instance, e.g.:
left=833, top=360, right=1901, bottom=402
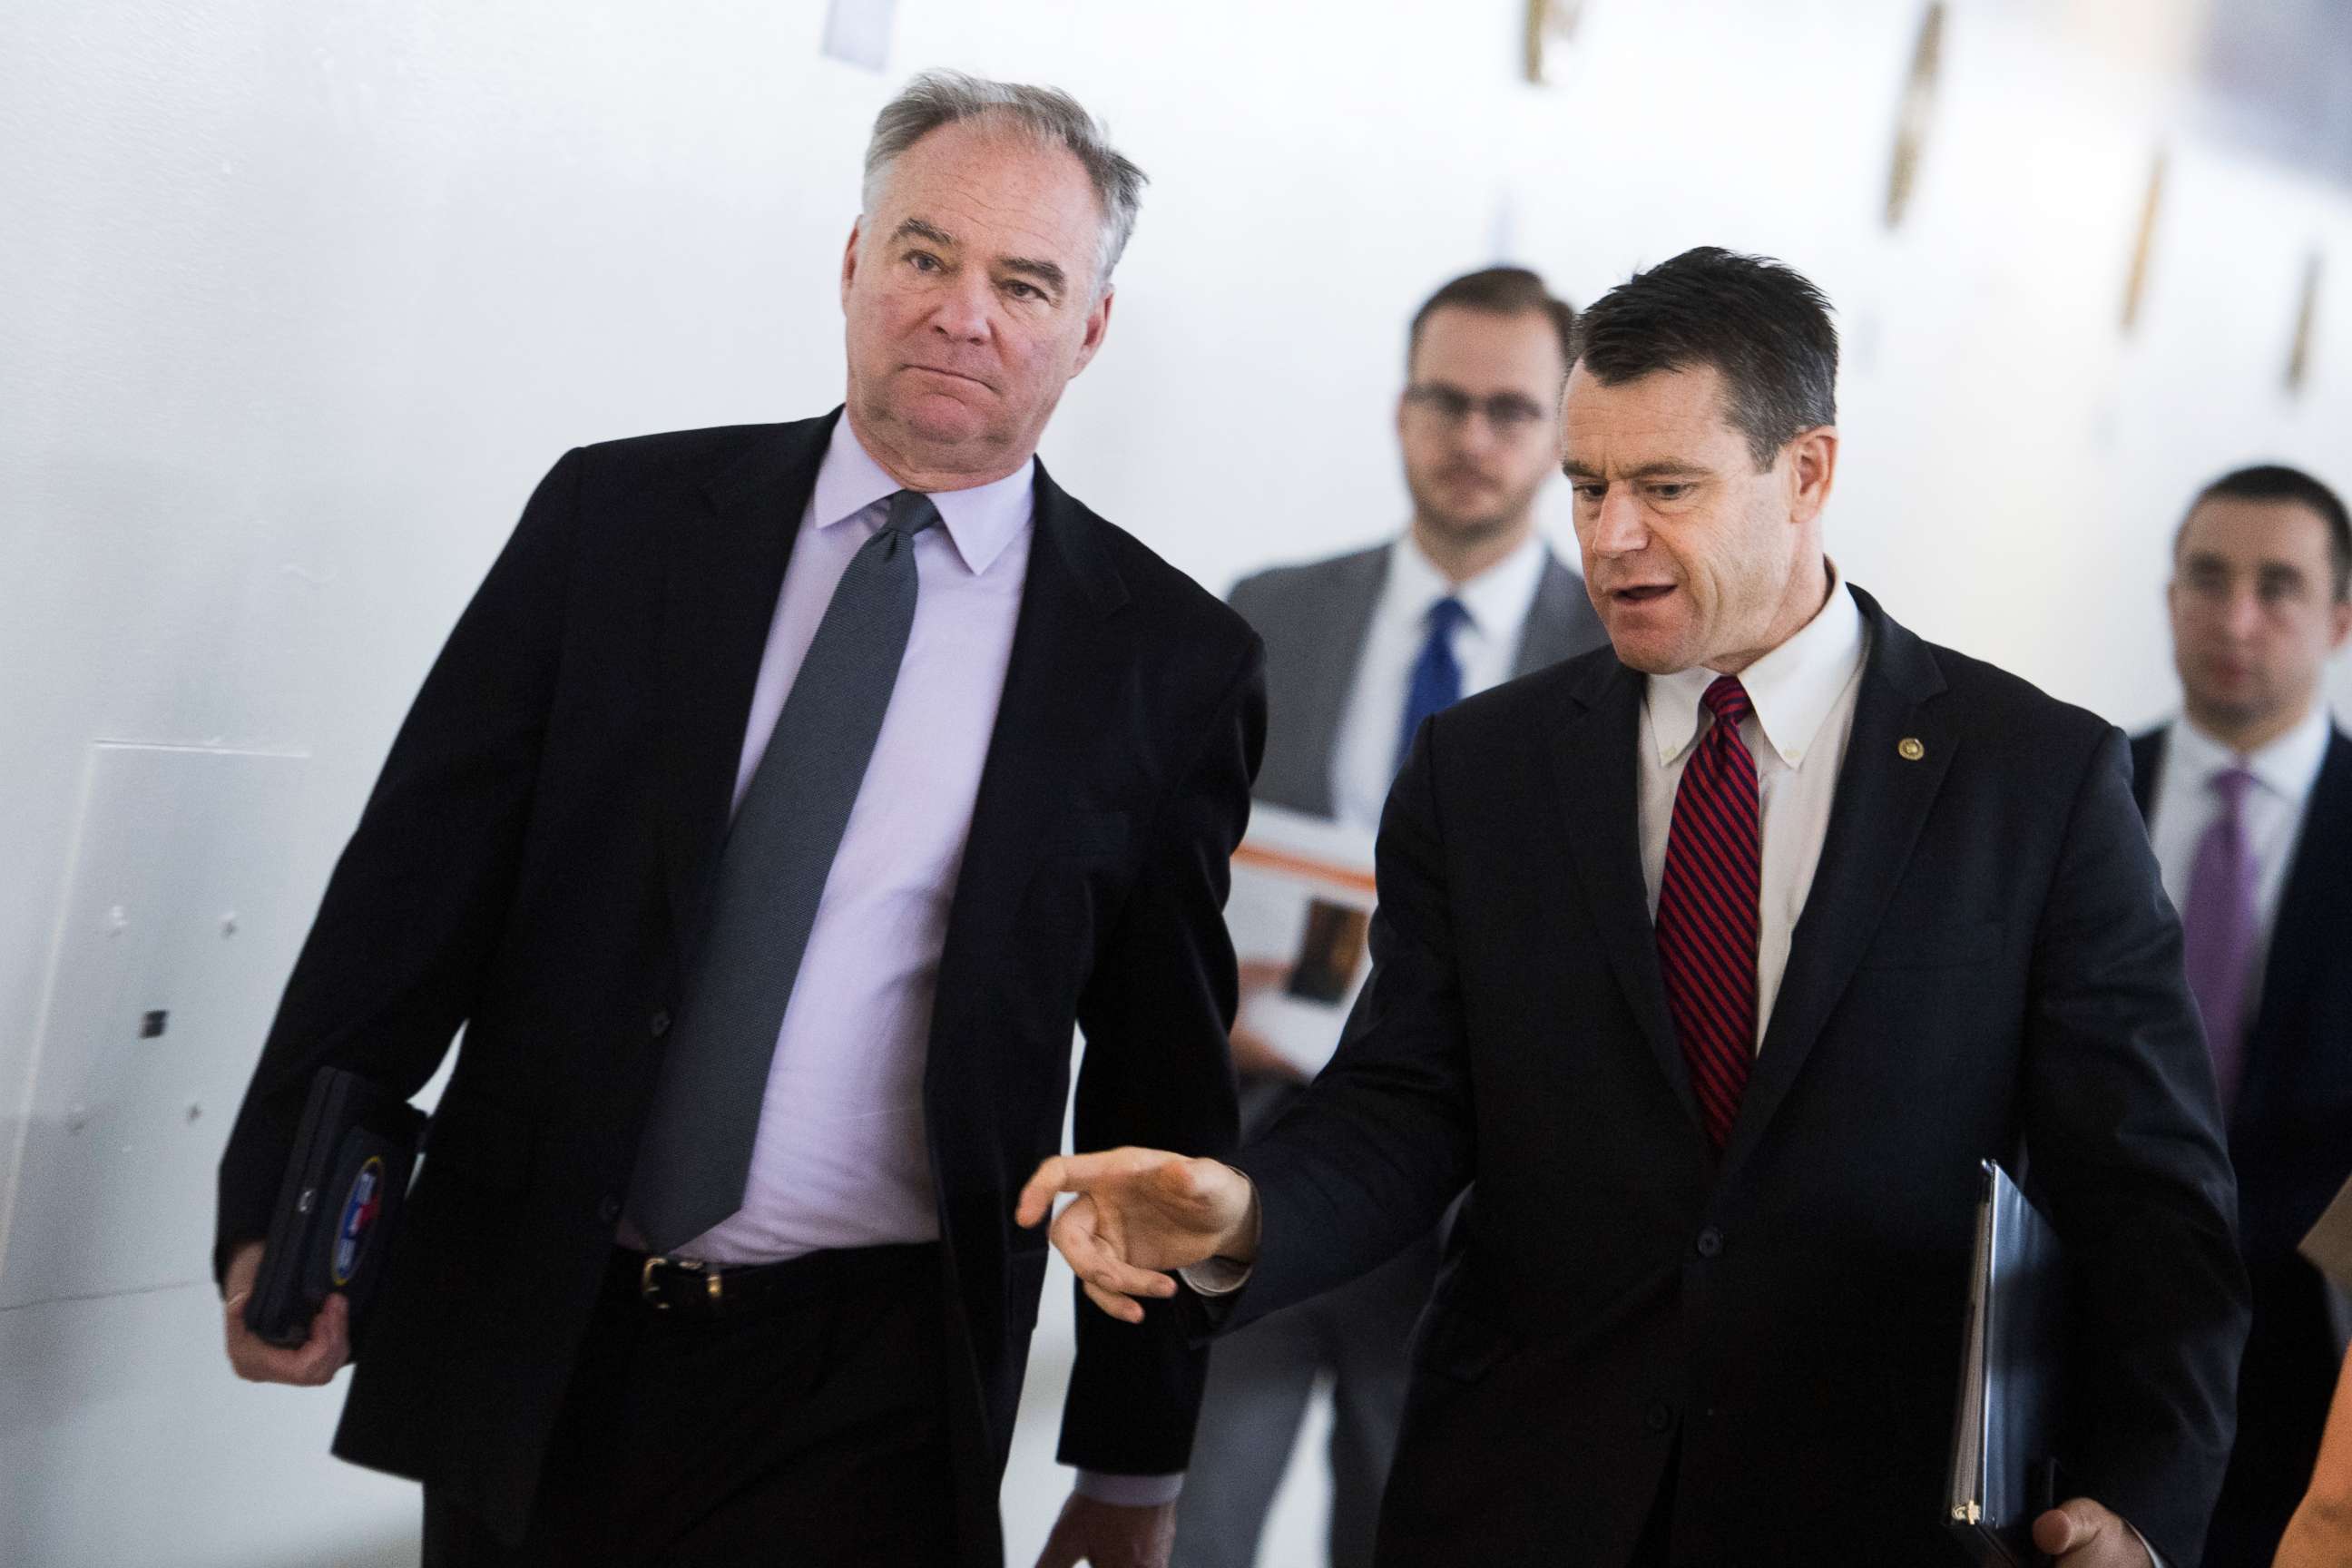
left=839, top=220, right=864, bottom=311
left=1787, top=426, right=1839, bottom=526
left=1068, top=286, right=1115, bottom=378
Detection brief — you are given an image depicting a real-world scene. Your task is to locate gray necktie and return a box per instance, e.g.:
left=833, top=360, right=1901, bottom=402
left=627, top=488, right=941, bottom=1253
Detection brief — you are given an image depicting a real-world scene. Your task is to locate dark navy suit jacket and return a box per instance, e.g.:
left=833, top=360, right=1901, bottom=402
left=1214, top=586, right=2249, bottom=1566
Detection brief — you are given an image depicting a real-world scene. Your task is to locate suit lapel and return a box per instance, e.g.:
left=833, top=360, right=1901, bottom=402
left=656, top=413, right=835, bottom=961
left=2247, top=730, right=2352, bottom=1086
left=1722, top=588, right=1955, bottom=1175
left=2130, top=728, right=2167, bottom=820
left=927, top=462, right=1130, bottom=1047
left=1290, top=548, right=1387, bottom=814
left=1544, top=656, right=1695, bottom=1128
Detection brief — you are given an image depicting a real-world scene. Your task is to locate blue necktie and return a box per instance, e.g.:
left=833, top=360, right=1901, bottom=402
left=1394, top=596, right=1469, bottom=779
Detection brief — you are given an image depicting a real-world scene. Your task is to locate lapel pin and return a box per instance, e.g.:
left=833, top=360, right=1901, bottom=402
left=1897, top=737, right=1926, bottom=761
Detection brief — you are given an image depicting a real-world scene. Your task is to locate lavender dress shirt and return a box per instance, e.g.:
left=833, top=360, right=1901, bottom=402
left=669, top=420, right=1180, bottom=1505
left=682, top=422, right=1034, bottom=1266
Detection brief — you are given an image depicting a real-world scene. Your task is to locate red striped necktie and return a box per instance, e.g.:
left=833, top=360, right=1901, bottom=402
left=1656, top=675, right=1761, bottom=1150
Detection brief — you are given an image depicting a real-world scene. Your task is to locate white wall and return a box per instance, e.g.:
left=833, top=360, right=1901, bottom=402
left=5, top=1, right=2349, bottom=1563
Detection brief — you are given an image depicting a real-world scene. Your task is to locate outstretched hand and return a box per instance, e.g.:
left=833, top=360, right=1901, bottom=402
left=1015, top=1148, right=1259, bottom=1323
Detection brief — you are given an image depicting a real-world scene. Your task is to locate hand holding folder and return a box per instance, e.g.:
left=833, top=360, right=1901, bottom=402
left=1946, top=1161, right=2157, bottom=1568
left=221, top=1069, right=426, bottom=1386
left=221, top=1238, right=350, bottom=1386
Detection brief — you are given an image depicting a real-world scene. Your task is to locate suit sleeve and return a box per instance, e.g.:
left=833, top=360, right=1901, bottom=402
left=2022, top=724, right=2250, bottom=1563
left=1217, top=715, right=1479, bottom=1331
left=1055, top=634, right=1267, bottom=1476
left=212, top=448, right=583, bottom=1281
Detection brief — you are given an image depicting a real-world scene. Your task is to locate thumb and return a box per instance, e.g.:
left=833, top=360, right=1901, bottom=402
left=2032, top=1498, right=2104, bottom=1557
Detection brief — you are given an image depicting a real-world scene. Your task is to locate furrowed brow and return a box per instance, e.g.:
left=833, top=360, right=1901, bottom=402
left=891, top=218, right=956, bottom=249
left=1562, top=459, right=1710, bottom=481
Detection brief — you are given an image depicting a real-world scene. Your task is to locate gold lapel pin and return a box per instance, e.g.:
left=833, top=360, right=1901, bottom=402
left=1897, top=737, right=1926, bottom=761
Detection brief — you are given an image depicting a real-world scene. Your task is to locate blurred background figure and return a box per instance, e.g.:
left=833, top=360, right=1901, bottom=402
left=2134, top=464, right=2352, bottom=1567
left=1184, top=267, right=1603, bottom=1568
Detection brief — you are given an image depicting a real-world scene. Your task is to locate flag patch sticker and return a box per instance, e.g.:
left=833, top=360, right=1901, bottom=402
left=331, top=1156, right=387, bottom=1287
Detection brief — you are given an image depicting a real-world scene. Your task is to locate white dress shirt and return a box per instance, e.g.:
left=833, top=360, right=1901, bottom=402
left=1637, top=571, right=1868, bottom=1048
left=2147, top=704, right=2333, bottom=1014
left=683, top=420, right=1034, bottom=1266
left=1328, top=530, right=1551, bottom=830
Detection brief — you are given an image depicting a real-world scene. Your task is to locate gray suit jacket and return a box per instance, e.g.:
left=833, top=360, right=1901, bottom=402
left=1228, top=539, right=1608, bottom=818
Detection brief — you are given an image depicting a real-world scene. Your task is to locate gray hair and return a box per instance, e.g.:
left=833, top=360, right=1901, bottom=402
left=861, top=70, right=1146, bottom=294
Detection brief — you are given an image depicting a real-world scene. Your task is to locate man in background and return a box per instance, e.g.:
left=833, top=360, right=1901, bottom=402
left=215, top=72, right=1261, bottom=1568
left=1181, top=267, right=1604, bottom=1568
left=2133, top=464, right=2352, bottom=1566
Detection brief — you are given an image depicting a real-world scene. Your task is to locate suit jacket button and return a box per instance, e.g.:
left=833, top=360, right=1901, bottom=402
left=598, top=1196, right=622, bottom=1223
left=649, top=1009, right=671, bottom=1038
left=1695, top=1227, right=1724, bottom=1259
left=1645, top=1401, right=1673, bottom=1433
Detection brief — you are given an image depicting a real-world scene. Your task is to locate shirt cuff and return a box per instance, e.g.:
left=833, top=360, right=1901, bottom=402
left=1073, top=1469, right=1184, bottom=1506
left=1177, top=1255, right=1254, bottom=1296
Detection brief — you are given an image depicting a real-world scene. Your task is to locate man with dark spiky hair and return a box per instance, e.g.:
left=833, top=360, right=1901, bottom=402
left=1024, top=248, right=2250, bottom=1566
left=2132, top=463, right=2352, bottom=1566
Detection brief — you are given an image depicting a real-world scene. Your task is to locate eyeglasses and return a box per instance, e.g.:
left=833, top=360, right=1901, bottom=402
left=1403, top=384, right=1553, bottom=436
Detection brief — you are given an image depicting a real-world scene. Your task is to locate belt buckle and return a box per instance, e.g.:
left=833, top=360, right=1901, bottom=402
left=639, top=1255, right=725, bottom=1311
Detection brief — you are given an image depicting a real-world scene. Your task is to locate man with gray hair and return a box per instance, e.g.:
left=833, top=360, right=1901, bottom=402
left=214, top=70, right=1260, bottom=1568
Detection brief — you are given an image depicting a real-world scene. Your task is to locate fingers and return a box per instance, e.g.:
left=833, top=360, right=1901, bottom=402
left=225, top=1290, right=352, bottom=1387
left=1051, top=1198, right=1176, bottom=1324
left=1016, top=1155, right=1073, bottom=1229
left=2032, top=1506, right=2080, bottom=1556
left=2033, top=1498, right=2137, bottom=1566
left=1015, top=1146, right=1177, bottom=1228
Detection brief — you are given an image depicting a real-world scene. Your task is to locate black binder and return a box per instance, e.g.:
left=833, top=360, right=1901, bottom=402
left=242, top=1068, right=428, bottom=1349
left=1945, top=1159, right=2069, bottom=1565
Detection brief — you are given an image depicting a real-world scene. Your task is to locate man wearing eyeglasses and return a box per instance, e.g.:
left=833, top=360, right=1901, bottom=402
left=1176, top=267, right=1605, bottom=1568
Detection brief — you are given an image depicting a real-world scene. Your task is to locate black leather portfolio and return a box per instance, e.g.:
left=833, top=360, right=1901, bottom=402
left=243, top=1068, right=427, bottom=1349
left=1945, top=1159, right=2068, bottom=1566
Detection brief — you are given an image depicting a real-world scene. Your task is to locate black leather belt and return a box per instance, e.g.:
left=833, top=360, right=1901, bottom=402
left=614, top=1242, right=938, bottom=1319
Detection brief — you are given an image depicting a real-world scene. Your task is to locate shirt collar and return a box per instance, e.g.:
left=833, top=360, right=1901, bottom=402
left=808, top=417, right=1035, bottom=575
left=1646, top=564, right=1867, bottom=769
left=2171, top=702, right=2333, bottom=806
left=1387, top=529, right=1551, bottom=639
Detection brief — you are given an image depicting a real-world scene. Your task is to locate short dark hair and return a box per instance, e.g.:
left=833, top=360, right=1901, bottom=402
left=2178, top=463, right=2352, bottom=602
left=1406, top=266, right=1576, bottom=375
left=1571, top=247, right=1838, bottom=468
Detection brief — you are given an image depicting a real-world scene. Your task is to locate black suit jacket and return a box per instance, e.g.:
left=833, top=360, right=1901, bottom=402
left=1218, top=586, right=2249, bottom=1566
left=2132, top=723, right=2352, bottom=1529
left=214, top=412, right=1265, bottom=1561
